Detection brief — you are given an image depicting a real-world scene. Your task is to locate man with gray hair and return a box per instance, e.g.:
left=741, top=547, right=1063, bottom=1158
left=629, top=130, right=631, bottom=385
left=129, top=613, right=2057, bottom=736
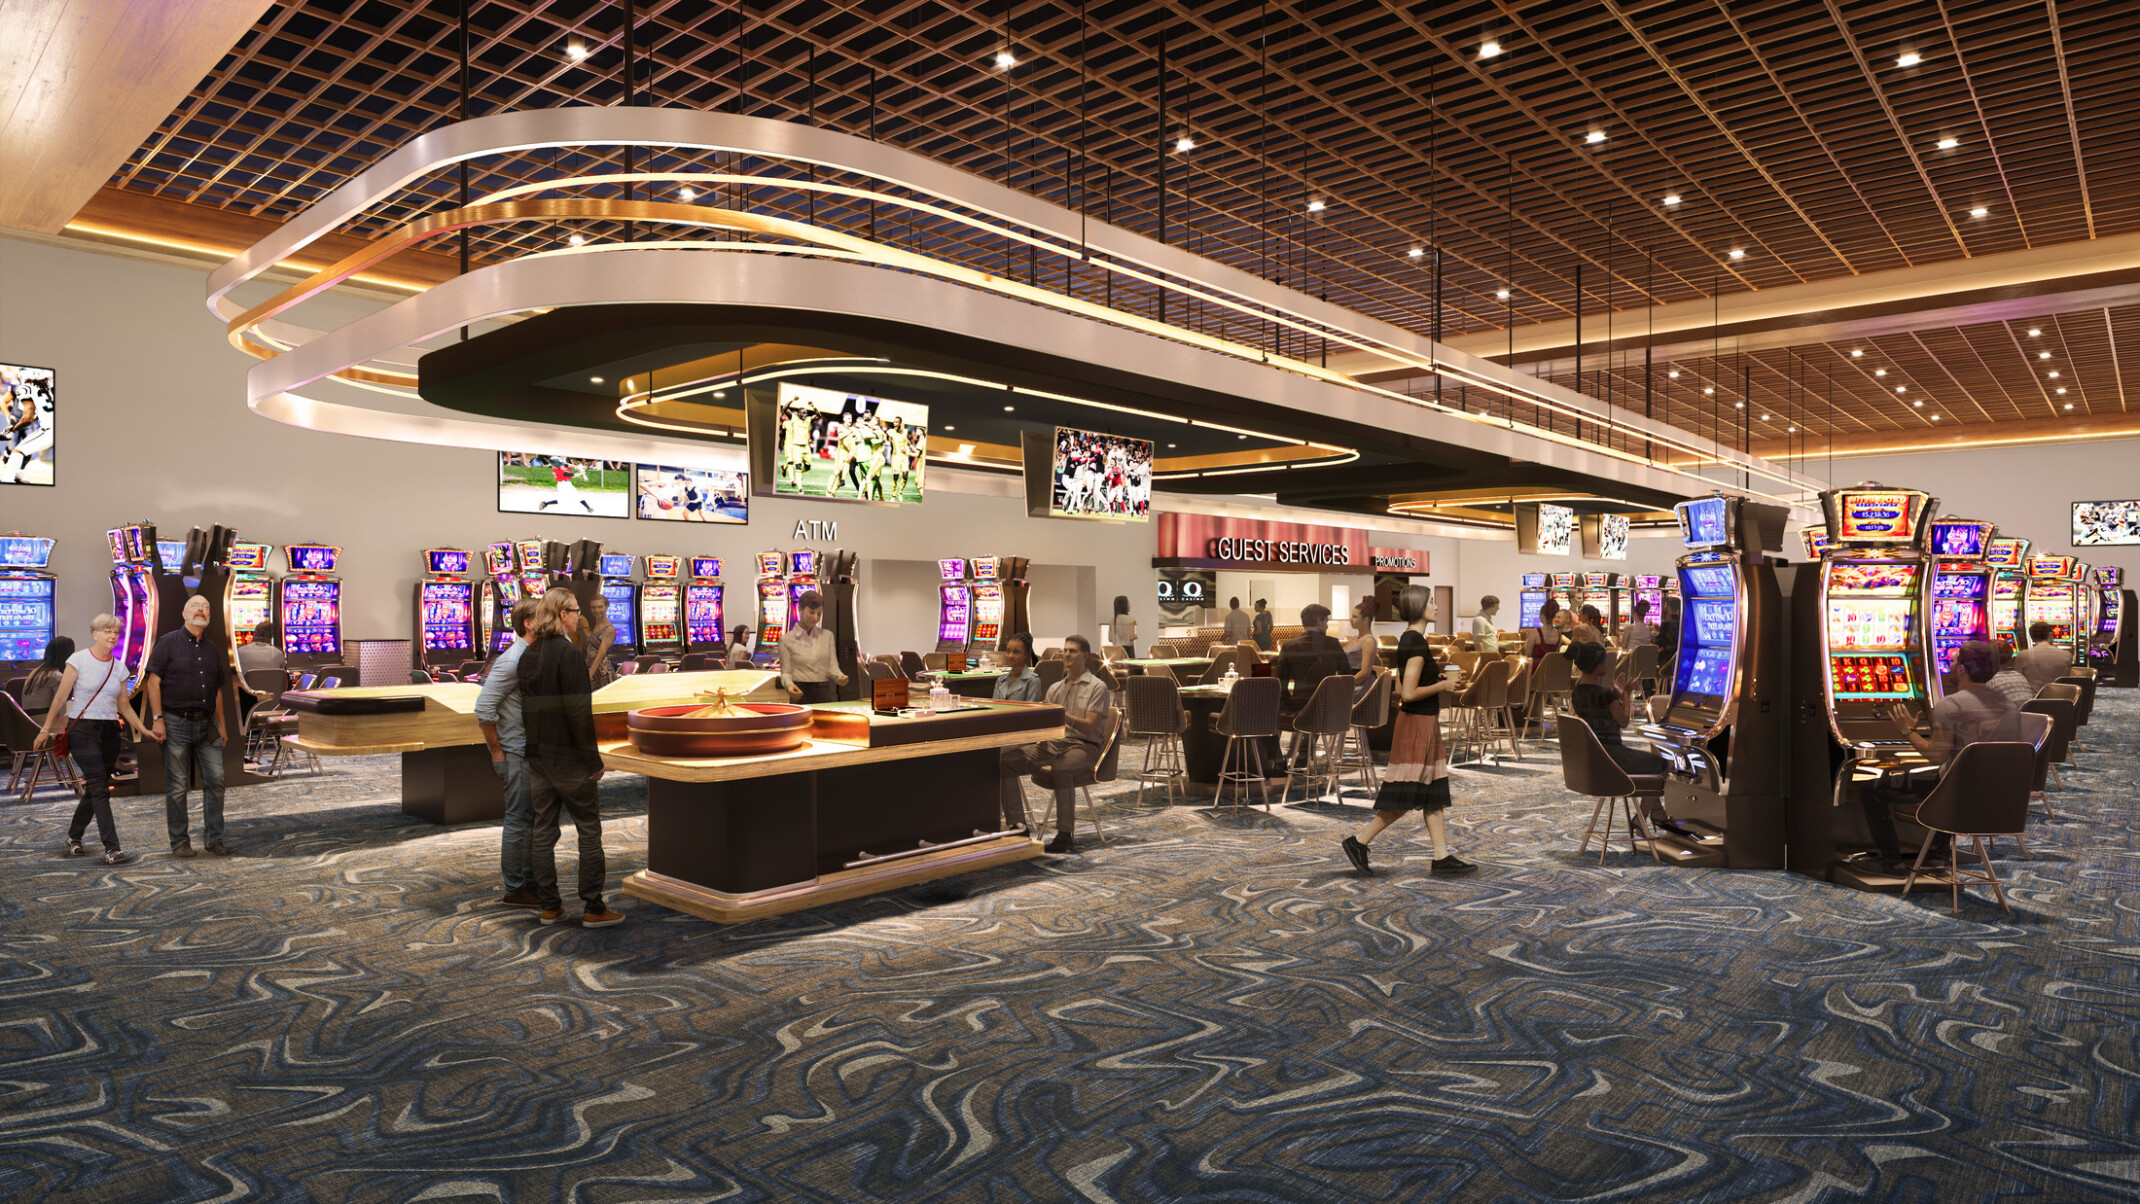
left=144, top=594, right=230, bottom=857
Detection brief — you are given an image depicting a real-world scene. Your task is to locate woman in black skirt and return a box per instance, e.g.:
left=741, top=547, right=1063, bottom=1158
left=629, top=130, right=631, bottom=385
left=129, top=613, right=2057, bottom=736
left=1341, top=585, right=1477, bottom=877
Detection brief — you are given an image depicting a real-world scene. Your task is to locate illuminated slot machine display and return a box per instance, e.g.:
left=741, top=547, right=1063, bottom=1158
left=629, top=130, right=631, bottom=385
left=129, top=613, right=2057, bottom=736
left=1637, top=492, right=1791, bottom=868
left=107, top=524, right=161, bottom=679
left=1517, top=573, right=1549, bottom=629
left=0, top=532, right=58, bottom=669
left=785, top=549, right=821, bottom=632
left=413, top=548, right=476, bottom=669
left=2025, top=554, right=2085, bottom=665
left=280, top=543, right=344, bottom=667
left=684, top=557, right=726, bottom=652
left=1924, top=517, right=1997, bottom=681
left=968, top=556, right=1005, bottom=653
left=1631, top=574, right=1664, bottom=625
left=638, top=554, right=684, bottom=655
left=223, top=540, right=276, bottom=650
left=480, top=542, right=517, bottom=652
left=1800, top=527, right=1832, bottom=562
left=1582, top=571, right=1621, bottom=632
left=1550, top=572, right=1577, bottom=615
left=1985, top=536, right=2030, bottom=647
left=595, top=553, right=640, bottom=655
left=755, top=551, right=789, bottom=666
left=2096, top=566, right=2136, bottom=684
left=517, top=538, right=550, bottom=600
left=935, top=558, right=972, bottom=651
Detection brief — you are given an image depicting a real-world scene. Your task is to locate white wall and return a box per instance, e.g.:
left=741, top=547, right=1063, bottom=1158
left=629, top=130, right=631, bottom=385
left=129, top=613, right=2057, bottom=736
left=0, top=236, right=1155, bottom=653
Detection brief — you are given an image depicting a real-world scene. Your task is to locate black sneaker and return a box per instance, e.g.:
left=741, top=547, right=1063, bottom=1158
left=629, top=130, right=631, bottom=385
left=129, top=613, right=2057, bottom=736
left=1341, top=835, right=1374, bottom=875
left=170, top=841, right=197, bottom=858
left=1431, top=855, right=1478, bottom=876
left=1044, top=834, right=1076, bottom=854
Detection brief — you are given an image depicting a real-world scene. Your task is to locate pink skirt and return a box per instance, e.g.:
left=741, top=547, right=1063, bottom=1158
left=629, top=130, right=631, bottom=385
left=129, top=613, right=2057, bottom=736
left=1375, top=711, right=1451, bottom=813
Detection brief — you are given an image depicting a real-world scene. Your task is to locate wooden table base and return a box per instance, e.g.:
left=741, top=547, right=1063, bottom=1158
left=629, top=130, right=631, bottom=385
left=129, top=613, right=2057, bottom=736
left=623, top=834, right=1042, bottom=923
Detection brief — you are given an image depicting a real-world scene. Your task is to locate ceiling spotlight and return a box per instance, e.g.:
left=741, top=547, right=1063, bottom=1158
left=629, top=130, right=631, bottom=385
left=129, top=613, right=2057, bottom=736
left=1897, top=386, right=1908, bottom=393
left=1735, top=401, right=1744, bottom=409
left=1875, top=368, right=1888, bottom=376
left=1480, top=40, right=1503, bottom=58
left=2039, top=351, right=2051, bottom=359
left=1307, top=199, right=1325, bottom=212
left=1897, top=52, right=1922, bottom=67
left=1762, top=414, right=1772, bottom=421
left=2027, top=328, right=2041, bottom=336
left=1175, top=136, right=1196, bottom=152
left=1662, top=194, right=1682, bottom=206
left=1728, top=248, right=1746, bottom=260
left=680, top=186, right=697, bottom=201
left=1930, top=414, right=1941, bottom=420
left=1585, top=130, right=1606, bottom=144
left=2064, top=402, right=2074, bottom=410
left=995, top=50, right=1017, bottom=69
left=943, top=424, right=955, bottom=431
left=1003, top=404, right=1015, bottom=412
left=1408, top=247, right=1423, bottom=258
left=1851, top=349, right=1864, bottom=357
left=1936, top=137, right=1959, bottom=150
left=566, top=42, right=588, bottom=61
left=567, top=233, right=586, bottom=247
left=1495, top=288, right=1510, bottom=300
left=1913, top=399, right=1924, bottom=406
left=1668, top=370, right=1681, bottom=378
left=2049, top=370, right=2061, bottom=378
left=1788, top=426, right=1797, bottom=432
left=1167, top=442, right=1177, bottom=448
left=2056, top=388, right=2068, bottom=395
left=1704, top=387, right=1715, bottom=395
left=1238, top=434, right=1248, bottom=440
left=712, top=391, right=725, bottom=398
left=1969, top=206, right=1989, bottom=218
left=589, top=376, right=604, bottom=384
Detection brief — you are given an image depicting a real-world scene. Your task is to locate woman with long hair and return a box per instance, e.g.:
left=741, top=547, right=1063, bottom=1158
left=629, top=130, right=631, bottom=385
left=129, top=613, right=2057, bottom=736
left=20, top=635, right=74, bottom=718
left=1341, top=586, right=1476, bottom=877
left=1110, top=594, right=1137, bottom=658
left=582, top=593, right=619, bottom=687
left=32, top=615, right=152, bottom=863
left=1344, top=597, right=1381, bottom=698
left=1525, top=597, right=1562, bottom=660
left=727, top=625, right=754, bottom=670
left=517, top=588, right=623, bottom=929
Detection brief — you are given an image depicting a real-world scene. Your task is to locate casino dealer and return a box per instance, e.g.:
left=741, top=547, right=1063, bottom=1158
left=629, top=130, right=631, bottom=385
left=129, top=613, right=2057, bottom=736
left=778, top=590, right=846, bottom=704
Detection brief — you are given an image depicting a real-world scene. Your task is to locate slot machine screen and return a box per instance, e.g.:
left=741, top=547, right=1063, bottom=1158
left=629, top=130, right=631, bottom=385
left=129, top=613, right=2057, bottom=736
left=1583, top=572, right=1611, bottom=589
left=756, top=580, right=788, bottom=657
left=1683, top=565, right=1737, bottom=597
left=790, top=550, right=818, bottom=576
left=517, top=540, right=546, bottom=570
left=1829, top=654, right=1917, bottom=699
left=600, top=581, right=638, bottom=645
left=280, top=580, right=341, bottom=655
left=425, top=548, right=471, bottom=575
left=938, top=585, right=971, bottom=645
left=227, top=542, right=270, bottom=571
left=598, top=554, right=636, bottom=578
left=1825, top=562, right=1919, bottom=593
left=485, top=543, right=515, bottom=574
left=227, top=577, right=272, bottom=645
left=685, top=583, right=725, bottom=646
left=420, top=581, right=475, bottom=652
left=1689, top=599, right=1738, bottom=645
left=644, top=554, right=681, bottom=579
left=287, top=545, right=339, bottom=573
left=938, top=558, right=966, bottom=580
left=970, top=583, right=1003, bottom=645
left=1984, top=539, right=2026, bottom=570
left=972, top=558, right=999, bottom=580
left=756, top=551, right=785, bottom=577
left=0, top=534, right=52, bottom=567
left=1929, top=575, right=1989, bottom=674
left=1518, top=592, right=1545, bottom=629
left=1801, top=529, right=1831, bottom=560
left=1675, top=647, right=1735, bottom=706
left=2026, top=585, right=2076, bottom=641
left=640, top=585, right=681, bottom=645
left=1827, top=597, right=1916, bottom=649
left=2027, top=555, right=2068, bottom=578
left=1835, top=491, right=1919, bottom=542
left=1678, top=498, right=1729, bottom=546
left=520, top=574, right=547, bottom=600
left=690, top=557, right=721, bottom=579
left=0, top=576, right=56, bottom=662
left=1929, top=522, right=1986, bottom=558
left=106, top=528, right=128, bottom=564
left=152, top=537, right=180, bottom=567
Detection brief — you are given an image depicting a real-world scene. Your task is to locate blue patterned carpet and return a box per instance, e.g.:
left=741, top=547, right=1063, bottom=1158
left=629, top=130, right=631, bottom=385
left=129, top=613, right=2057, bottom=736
left=3, top=694, right=2138, bottom=1202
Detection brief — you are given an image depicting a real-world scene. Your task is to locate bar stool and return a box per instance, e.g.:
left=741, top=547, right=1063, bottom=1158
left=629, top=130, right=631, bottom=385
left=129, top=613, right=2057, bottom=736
left=1333, top=671, right=1392, bottom=794
left=1124, top=676, right=1188, bottom=804
left=1286, top=675, right=1359, bottom=805
left=1211, top=677, right=1281, bottom=810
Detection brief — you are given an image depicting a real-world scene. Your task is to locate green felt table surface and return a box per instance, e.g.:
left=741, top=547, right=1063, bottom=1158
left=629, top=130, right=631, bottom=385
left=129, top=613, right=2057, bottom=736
left=935, top=668, right=1009, bottom=678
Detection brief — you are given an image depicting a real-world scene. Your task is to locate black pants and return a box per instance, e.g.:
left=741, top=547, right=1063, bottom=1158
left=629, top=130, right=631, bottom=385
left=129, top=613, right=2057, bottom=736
left=795, top=680, right=838, bottom=704
left=528, top=757, right=605, bottom=912
left=1860, top=771, right=1950, bottom=861
left=66, top=719, right=124, bottom=850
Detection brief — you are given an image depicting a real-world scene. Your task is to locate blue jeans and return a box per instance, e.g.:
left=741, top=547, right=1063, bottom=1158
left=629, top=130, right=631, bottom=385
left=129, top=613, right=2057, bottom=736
left=494, top=752, right=534, bottom=893
left=163, top=713, right=226, bottom=847
left=528, top=757, right=605, bottom=912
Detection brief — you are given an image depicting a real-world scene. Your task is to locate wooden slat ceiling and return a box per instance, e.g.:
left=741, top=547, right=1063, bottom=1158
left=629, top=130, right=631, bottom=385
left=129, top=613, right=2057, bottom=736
left=99, top=0, right=2140, bottom=446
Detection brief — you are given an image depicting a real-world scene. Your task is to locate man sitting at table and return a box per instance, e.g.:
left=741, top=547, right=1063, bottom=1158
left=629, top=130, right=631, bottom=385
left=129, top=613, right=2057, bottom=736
left=1276, top=603, right=1351, bottom=769
left=999, top=634, right=1113, bottom=854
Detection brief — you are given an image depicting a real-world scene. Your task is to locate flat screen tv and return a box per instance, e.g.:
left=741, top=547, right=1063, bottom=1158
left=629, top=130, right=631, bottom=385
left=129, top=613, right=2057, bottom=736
left=1515, top=503, right=1574, bottom=555
left=2072, top=499, right=2140, bottom=546
left=0, top=363, right=54, bottom=486
left=1582, top=513, right=1630, bottom=559
left=1678, top=497, right=1729, bottom=547
left=636, top=464, right=750, bottom=523
left=1030, top=426, right=1154, bottom=522
left=760, top=381, right=927, bottom=503
left=497, top=452, right=629, bottom=517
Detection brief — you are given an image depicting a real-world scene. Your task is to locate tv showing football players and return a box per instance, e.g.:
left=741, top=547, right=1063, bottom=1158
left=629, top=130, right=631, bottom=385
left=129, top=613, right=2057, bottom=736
left=1048, top=427, right=1153, bottom=522
left=497, top=452, right=629, bottom=517
left=1, top=362, right=55, bottom=486
left=2072, top=499, right=2140, bottom=546
left=635, top=465, right=749, bottom=523
left=769, top=382, right=927, bottom=503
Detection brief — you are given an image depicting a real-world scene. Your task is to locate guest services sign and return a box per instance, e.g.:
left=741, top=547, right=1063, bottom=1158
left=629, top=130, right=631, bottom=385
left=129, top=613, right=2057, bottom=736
left=1156, top=514, right=1381, bottom=572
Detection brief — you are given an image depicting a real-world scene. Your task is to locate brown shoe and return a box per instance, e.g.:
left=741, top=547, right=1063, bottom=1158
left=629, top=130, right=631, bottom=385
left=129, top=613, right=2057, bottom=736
left=498, top=890, right=542, bottom=909
left=580, top=909, right=626, bottom=929
left=205, top=842, right=231, bottom=857
left=170, top=841, right=197, bottom=858
left=537, top=909, right=567, bottom=925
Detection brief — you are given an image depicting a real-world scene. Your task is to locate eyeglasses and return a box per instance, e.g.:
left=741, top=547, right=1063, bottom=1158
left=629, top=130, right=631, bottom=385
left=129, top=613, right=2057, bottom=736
left=562, top=606, right=581, bottom=613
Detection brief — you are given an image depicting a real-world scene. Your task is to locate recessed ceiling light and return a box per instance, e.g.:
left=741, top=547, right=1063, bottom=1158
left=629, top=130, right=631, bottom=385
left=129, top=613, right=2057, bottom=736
left=1003, top=404, right=1015, bottom=412
left=1307, top=199, right=1325, bottom=212
left=1704, top=387, right=1715, bottom=395
left=680, top=186, right=697, bottom=201
left=1728, top=248, right=1746, bottom=260
left=943, top=424, right=955, bottom=431
left=1788, top=426, right=1797, bottom=432
left=1480, top=40, right=1502, bottom=58
left=589, top=376, right=604, bottom=384
left=1167, top=442, right=1176, bottom=448
left=1897, top=52, right=1922, bottom=67
left=567, top=233, right=586, bottom=246
left=1875, top=368, right=1888, bottom=376
left=1238, top=434, right=1247, bottom=440
left=1913, top=398, right=1923, bottom=406
left=2027, top=328, right=2041, bottom=336
left=1662, top=194, right=1682, bottom=206
left=1897, top=385, right=1908, bottom=392
left=995, top=50, right=1017, bottom=69
left=1735, top=401, right=1744, bottom=409
left=2063, top=402, right=2074, bottom=409
left=566, top=42, right=588, bottom=60
left=1969, top=206, right=1989, bottom=218
left=712, top=391, right=725, bottom=398
left=1495, top=288, right=1510, bottom=299
left=2038, top=351, right=2051, bottom=359
left=1408, top=247, right=1423, bottom=258
left=1762, top=414, right=1772, bottom=421
left=1930, top=413, right=1940, bottom=420
left=1585, top=130, right=1606, bottom=144
left=1936, top=138, right=1959, bottom=150
left=1175, top=136, right=1195, bottom=152
left=1668, top=370, right=1680, bottom=378
left=2056, top=388, right=2068, bottom=395
left=1851, top=349, right=1865, bottom=357
left=2048, top=371, right=2061, bottom=378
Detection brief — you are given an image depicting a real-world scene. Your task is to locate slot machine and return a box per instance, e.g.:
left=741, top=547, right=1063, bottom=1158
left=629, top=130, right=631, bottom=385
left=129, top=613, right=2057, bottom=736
left=754, top=551, right=788, bottom=667
left=2024, top=553, right=2085, bottom=665
left=1630, top=574, right=1664, bottom=626
left=1924, top=517, right=1997, bottom=688
left=595, top=553, right=640, bottom=655
left=107, top=524, right=162, bottom=680
left=785, top=549, right=821, bottom=633
left=0, top=532, right=57, bottom=670
left=1550, top=572, right=1577, bottom=616
left=157, top=539, right=190, bottom=581
left=479, top=542, right=517, bottom=653
left=1001, top=556, right=1032, bottom=641
left=1788, top=483, right=1944, bottom=892
left=638, top=554, right=684, bottom=656
left=1800, top=528, right=1832, bottom=563
left=684, top=557, right=726, bottom=653
left=1517, top=573, right=1549, bottom=629
left=1985, top=536, right=2030, bottom=647
left=413, top=548, right=477, bottom=669
left=279, top=542, right=344, bottom=668
left=1581, top=571, right=1620, bottom=632
left=935, top=558, right=971, bottom=651
left=1638, top=493, right=1791, bottom=868
left=223, top=540, right=277, bottom=653
left=516, top=538, right=550, bottom=601
left=2096, top=567, right=2137, bottom=686
left=968, top=556, right=1006, bottom=653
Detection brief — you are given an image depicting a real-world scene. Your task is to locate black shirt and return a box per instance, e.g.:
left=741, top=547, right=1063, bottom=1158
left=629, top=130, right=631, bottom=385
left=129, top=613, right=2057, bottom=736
left=1275, top=630, right=1351, bottom=712
left=1571, top=682, right=1626, bottom=747
left=146, top=628, right=225, bottom=712
left=1392, top=630, right=1443, bottom=716
left=518, top=633, right=600, bottom=765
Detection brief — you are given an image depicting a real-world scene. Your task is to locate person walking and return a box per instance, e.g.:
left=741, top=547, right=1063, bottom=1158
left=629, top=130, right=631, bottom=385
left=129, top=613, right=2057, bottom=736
left=476, top=599, right=540, bottom=909
left=1110, top=595, right=1138, bottom=658
left=145, top=594, right=231, bottom=857
left=34, top=615, right=152, bottom=863
left=519, top=588, right=624, bottom=928
left=1250, top=599, right=1274, bottom=652
left=778, top=590, right=847, bottom=704
left=1341, top=585, right=1475, bottom=877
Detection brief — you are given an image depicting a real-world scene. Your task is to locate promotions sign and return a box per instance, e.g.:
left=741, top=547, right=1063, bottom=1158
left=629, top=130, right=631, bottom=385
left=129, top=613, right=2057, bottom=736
left=1369, top=547, right=1429, bottom=574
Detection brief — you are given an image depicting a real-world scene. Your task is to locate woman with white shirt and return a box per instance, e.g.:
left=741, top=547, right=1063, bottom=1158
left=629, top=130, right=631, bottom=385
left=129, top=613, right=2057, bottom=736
left=33, top=613, right=154, bottom=863
left=727, top=625, right=755, bottom=670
